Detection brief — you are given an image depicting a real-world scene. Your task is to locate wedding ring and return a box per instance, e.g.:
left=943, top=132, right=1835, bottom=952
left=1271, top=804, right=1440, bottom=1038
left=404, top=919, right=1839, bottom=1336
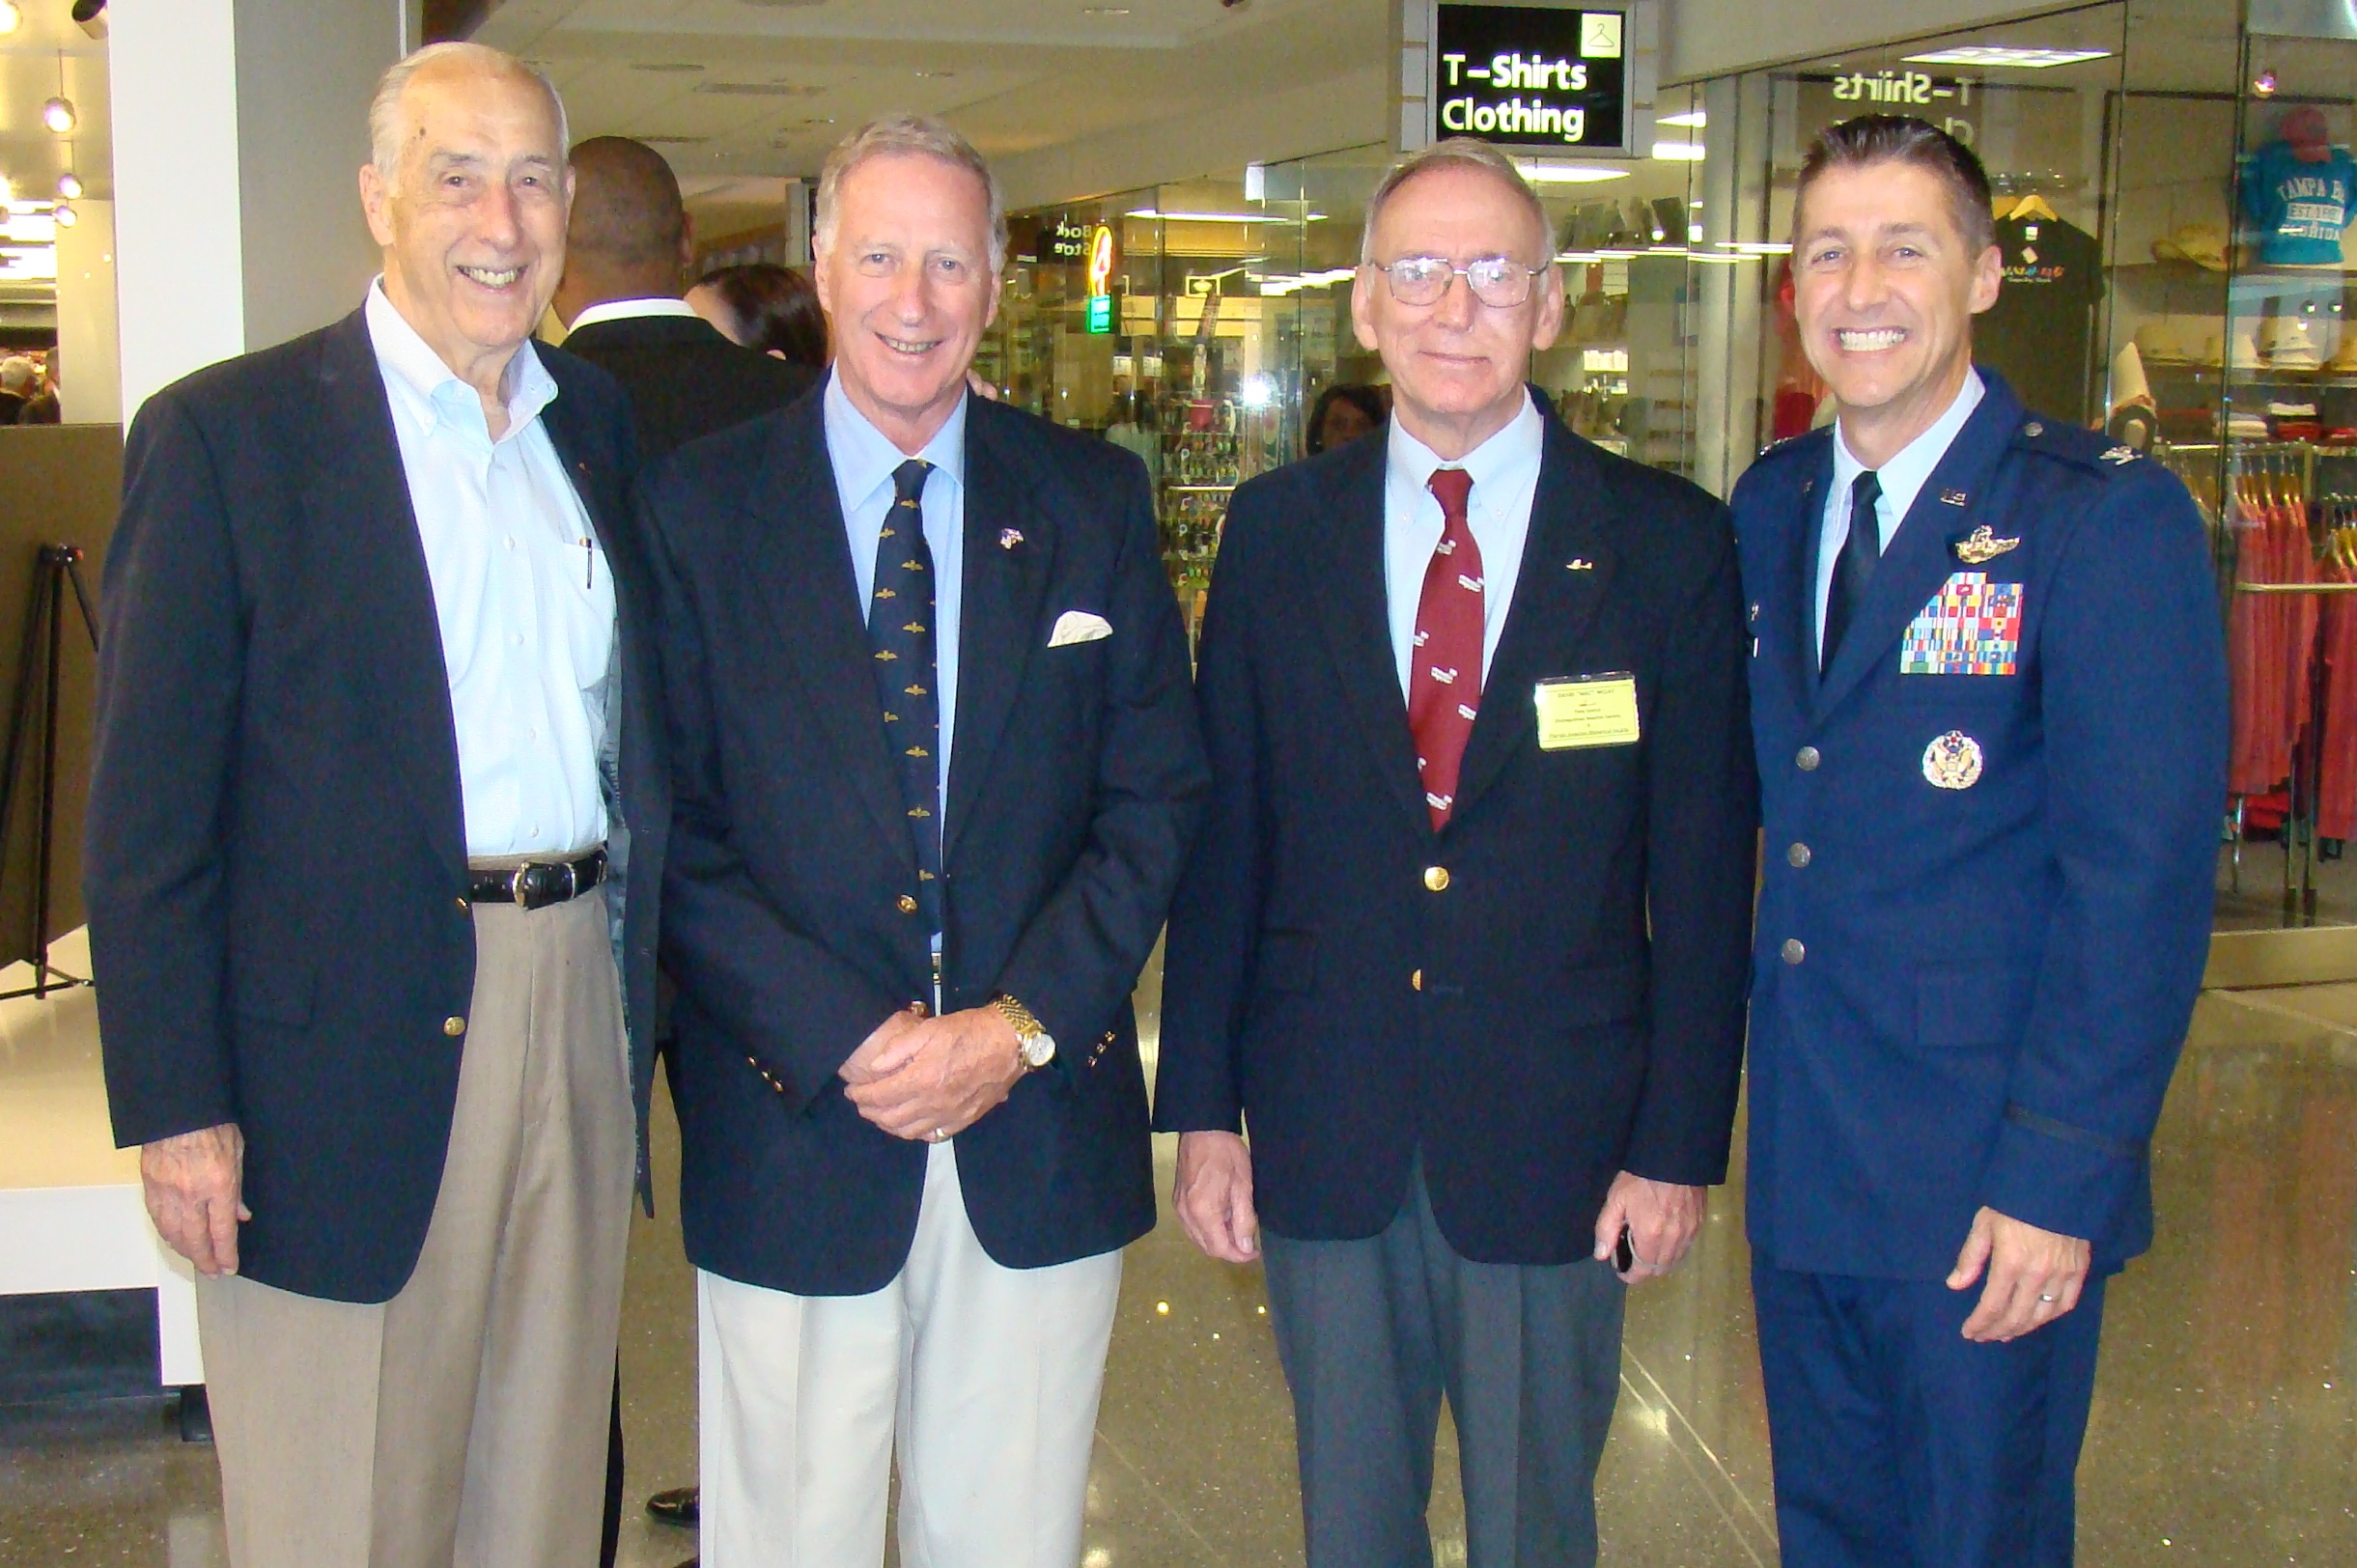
left=2038, top=1294, right=2057, bottom=1303
left=928, top=1128, right=948, bottom=1143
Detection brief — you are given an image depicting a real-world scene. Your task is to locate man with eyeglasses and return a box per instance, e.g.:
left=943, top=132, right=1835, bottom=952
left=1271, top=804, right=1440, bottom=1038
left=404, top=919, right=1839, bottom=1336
left=1158, top=137, right=1758, bottom=1567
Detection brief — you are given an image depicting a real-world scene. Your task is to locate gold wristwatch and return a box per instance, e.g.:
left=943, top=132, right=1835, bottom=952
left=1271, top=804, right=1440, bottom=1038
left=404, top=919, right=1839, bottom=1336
left=991, top=994, right=1056, bottom=1071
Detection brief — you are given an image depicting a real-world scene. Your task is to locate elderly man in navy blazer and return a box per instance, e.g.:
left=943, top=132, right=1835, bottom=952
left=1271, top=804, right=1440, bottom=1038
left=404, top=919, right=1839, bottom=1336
left=89, top=43, right=664, bottom=1568
left=1157, top=138, right=1759, bottom=1567
left=642, top=114, right=1205, bottom=1568
left=1732, top=115, right=2227, bottom=1566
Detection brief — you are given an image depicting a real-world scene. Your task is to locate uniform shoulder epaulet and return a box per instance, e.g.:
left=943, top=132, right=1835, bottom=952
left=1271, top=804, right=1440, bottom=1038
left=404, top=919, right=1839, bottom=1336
left=2009, top=414, right=2144, bottom=475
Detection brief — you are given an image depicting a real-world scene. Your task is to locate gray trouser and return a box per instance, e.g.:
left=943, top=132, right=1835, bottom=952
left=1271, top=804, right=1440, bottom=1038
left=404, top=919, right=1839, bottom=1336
left=1261, top=1162, right=1625, bottom=1568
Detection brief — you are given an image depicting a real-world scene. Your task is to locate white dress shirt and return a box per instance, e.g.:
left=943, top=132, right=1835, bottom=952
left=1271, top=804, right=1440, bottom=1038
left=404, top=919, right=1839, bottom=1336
left=565, top=296, right=704, bottom=332
left=365, top=280, right=616, bottom=857
left=1816, top=369, right=1984, bottom=660
left=1383, top=389, right=1546, bottom=700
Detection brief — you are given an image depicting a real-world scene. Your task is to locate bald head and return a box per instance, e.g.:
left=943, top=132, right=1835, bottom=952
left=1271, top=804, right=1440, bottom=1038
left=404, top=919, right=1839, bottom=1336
left=553, top=136, right=695, bottom=325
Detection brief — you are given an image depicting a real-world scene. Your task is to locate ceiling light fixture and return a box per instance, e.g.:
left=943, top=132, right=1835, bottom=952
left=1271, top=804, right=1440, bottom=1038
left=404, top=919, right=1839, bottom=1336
left=57, top=171, right=82, bottom=201
left=1656, top=109, right=1706, bottom=128
left=1651, top=141, right=1705, bottom=160
left=43, top=52, right=76, bottom=135
left=0, top=2, right=20, bottom=36
left=1082, top=5, right=1133, bottom=12
left=0, top=176, right=13, bottom=206
left=54, top=204, right=75, bottom=228
left=1900, top=45, right=2112, bottom=69
left=1514, top=161, right=1632, bottom=184
left=1126, top=209, right=1318, bottom=223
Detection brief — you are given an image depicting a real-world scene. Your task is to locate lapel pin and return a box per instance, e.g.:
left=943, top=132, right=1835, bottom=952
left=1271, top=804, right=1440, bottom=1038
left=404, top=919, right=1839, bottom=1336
left=1567, top=559, right=1594, bottom=572
left=1940, top=489, right=1969, bottom=506
left=2099, top=444, right=2141, bottom=465
left=999, top=528, right=1024, bottom=550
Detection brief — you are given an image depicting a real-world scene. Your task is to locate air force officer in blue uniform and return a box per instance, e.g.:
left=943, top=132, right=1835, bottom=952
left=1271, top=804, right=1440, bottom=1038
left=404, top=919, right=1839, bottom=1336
left=1732, top=116, right=2228, bottom=1567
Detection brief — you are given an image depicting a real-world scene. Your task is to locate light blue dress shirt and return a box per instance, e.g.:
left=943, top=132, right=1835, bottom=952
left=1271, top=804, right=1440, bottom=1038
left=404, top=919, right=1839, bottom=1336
left=365, top=279, right=614, bottom=857
left=825, top=374, right=968, bottom=950
left=1383, top=388, right=1546, bottom=701
left=1816, top=369, right=1984, bottom=661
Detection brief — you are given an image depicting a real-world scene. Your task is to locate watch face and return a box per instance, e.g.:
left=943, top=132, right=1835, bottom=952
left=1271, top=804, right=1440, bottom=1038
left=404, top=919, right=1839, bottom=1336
left=1023, top=1032, right=1056, bottom=1069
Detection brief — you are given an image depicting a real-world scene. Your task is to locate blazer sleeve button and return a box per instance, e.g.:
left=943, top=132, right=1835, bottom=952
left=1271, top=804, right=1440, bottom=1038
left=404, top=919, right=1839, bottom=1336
left=896, top=894, right=919, bottom=914
left=443, top=1016, right=468, bottom=1037
left=1422, top=866, right=1451, bottom=892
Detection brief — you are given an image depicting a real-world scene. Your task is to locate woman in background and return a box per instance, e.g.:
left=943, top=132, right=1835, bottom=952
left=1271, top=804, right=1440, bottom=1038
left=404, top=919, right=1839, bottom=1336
left=687, top=262, right=829, bottom=370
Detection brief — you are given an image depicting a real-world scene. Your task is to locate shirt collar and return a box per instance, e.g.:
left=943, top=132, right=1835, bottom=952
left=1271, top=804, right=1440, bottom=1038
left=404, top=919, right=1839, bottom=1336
left=566, top=296, right=702, bottom=331
left=1832, top=367, right=1984, bottom=532
left=823, top=370, right=969, bottom=505
left=364, top=276, right=558, bottom=442
left=1386, top=387, right=1543, bottom=510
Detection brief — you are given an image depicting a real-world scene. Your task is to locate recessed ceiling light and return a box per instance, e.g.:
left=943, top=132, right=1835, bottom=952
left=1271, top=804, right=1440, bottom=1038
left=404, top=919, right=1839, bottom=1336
left=1651, top=141, right=1705, bottom=160
left=1126, top=209, right=1317, bottom=223
left=631, top=62, right=706, bottom=72
left=1900, top=46, right=2112, bottom=69
left=0, top=2, right=21, bottom=36
left=1656, top=109, right=1706, bottom=128
left=695, top=81, right=824, bottom=97
left=56, top=172, right=82, bottom=200
left=54, top=204, right=75, bottom=228
left=913, top=70, right=955, bottom=78
left=1083, top=5, right=1134, bottom=13
left=42, top=98, right=77, bottom=135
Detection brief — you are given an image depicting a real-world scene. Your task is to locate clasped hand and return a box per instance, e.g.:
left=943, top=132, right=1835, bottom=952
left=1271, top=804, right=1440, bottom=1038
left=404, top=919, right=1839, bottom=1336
left=841, top=1003, right=1024, bottom=1141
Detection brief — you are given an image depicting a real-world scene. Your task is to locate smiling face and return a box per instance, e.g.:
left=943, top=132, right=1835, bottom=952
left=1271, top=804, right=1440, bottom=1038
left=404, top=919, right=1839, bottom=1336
left=1351, top=161, right=1563, bottom=461
left=814, top=151, right=998, bottom=454
left=1791, top=157, right=2001, bottom=467
left=359, top=59, right=571, bottom=399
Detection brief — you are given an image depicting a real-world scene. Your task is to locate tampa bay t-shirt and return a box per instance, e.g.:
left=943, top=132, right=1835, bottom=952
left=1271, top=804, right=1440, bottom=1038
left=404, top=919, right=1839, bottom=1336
left=2240, top=141, right=2355, bottom=267
left=1977, top=213, right=2106, bottom=425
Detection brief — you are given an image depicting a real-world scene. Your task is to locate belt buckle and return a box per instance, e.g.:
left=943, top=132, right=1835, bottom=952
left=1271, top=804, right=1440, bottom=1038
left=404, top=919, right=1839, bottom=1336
left=510, top=863, right=539, bottom=910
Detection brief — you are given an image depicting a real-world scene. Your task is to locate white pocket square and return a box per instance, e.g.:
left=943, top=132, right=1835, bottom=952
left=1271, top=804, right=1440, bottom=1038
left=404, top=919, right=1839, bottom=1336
left=1048, top=610, right=1113, bottom=647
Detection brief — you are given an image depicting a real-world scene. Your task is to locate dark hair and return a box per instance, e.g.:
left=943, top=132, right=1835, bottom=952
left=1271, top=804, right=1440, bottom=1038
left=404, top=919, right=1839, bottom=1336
left=697, top=263, right=828, bottom=368
left=567, top=135, right=686, bottom=267
left=1792, top=114, right=1996, bottom=256
left=1306, top=383, right=1388, bottom=455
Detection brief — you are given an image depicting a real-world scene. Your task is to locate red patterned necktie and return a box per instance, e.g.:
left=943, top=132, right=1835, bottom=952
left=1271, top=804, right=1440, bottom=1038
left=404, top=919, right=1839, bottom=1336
left=1409, top=466, right=1483, bottom=830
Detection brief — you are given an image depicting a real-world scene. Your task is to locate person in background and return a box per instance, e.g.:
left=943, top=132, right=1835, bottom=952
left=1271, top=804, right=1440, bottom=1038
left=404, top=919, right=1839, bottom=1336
left=0, top=356, right=37, bottom=423
left=1732, top=114, right=2227, bottom=1567
left=1158, top=136, right=1758, bottom=1568
left=1305, top=380, right=1386, bottom=456
left=644, top=112, right=1205, bottom=1568
left=554, top=137, right=816, bottom=462
left=687, top=261, right=829, bottom=370
left=89, top=42, right=666, bottom=1568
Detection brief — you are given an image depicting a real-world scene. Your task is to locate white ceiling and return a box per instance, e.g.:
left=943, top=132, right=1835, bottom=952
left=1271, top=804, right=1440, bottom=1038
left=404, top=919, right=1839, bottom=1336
left=475, top=0, right=1389, bottom=192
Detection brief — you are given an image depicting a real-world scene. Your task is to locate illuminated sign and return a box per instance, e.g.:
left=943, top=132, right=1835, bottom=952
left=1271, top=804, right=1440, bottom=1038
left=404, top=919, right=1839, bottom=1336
left=1086, top=224, right=1117, bottom=294
left=1085, top=294, right=1114, bottom=334
left=1046, top=215, right=1091, bottom=262
left=1433, top=4, right=1630, bottom=154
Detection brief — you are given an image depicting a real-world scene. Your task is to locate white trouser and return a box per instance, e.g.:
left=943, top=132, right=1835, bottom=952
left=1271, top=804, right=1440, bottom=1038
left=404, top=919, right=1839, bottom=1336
left=698, top=1139, right=1123, bottom=1568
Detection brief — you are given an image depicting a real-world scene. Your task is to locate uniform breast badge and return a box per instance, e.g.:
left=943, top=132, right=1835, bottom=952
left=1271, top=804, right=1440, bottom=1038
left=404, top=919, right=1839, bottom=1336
left=1952, top=525, right=2021, bottom=566
left=1922, top=730, right=1984, bottom=790
left=2099, top=445, right=2141, bottom=465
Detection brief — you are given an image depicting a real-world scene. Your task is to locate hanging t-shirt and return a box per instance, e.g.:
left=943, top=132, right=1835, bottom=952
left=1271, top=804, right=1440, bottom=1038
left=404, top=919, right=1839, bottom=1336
left=2240, top=141, right=2354, bottom=267
left=1976, top=212, right=2106, bottom=425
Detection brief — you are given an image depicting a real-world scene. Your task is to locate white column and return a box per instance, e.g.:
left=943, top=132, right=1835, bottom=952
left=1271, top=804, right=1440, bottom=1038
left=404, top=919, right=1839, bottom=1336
left=52, top=199, right=120, bottom=426
left=108, top=0, right=418, bottom=421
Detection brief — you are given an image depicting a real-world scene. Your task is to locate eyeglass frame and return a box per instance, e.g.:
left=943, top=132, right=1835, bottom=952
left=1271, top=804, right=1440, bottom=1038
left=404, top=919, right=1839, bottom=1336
left=1363, top=253, right=1552, bottom=309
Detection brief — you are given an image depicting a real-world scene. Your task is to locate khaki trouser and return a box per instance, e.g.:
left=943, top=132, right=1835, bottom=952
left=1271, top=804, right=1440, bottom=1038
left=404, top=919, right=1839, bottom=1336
left=195, top=883, right=634, bottom=1568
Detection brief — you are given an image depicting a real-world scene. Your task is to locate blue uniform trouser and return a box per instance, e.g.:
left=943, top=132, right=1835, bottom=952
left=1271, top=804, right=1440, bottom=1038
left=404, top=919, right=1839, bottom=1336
left=1754, top=1255, right=2108, bottom=1568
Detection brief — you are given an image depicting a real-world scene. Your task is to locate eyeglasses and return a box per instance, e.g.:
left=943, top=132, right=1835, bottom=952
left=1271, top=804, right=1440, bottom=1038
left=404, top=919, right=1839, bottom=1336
left=1369, top=255, right=1543, bottom=309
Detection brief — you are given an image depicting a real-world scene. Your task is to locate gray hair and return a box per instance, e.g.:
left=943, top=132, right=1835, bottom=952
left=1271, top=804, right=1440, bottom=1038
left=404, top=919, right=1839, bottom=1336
left=369, top=42, right=570, bottom=182
left=815, top=114, right=1007, bottom=274
left=1361, top=138, right=1553, bottom=266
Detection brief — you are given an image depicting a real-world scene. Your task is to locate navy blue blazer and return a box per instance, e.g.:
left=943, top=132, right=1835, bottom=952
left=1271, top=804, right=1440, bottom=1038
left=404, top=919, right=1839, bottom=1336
left=1732, top=371, right=2228, bottom=1278
left=644, top=380, right=1208, bottom=1297
left=1155, top=405, right=1760, bottom=1266
left=88, top=308, right=669, bottom=1304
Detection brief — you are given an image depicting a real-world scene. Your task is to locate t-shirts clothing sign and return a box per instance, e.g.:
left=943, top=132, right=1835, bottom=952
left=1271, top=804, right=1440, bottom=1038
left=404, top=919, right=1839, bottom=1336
left=2240, top=141, right=2355, bottom=268
left=1977, top=213, right=2106, bottom=425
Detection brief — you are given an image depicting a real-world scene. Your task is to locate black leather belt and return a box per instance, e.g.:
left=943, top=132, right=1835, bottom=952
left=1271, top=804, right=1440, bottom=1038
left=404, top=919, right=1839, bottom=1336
left=466, top=849, right=607, bottom=911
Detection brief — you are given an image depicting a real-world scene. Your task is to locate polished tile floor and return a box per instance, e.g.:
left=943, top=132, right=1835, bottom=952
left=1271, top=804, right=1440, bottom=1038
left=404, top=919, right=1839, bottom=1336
left=6, top=974, right=2356, bottom=1566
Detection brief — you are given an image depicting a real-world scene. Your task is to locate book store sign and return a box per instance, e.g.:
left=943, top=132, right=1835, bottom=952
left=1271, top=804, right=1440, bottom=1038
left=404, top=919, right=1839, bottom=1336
left=1433, top=4, right=1630, bottom=154
left=1046, top=215, right=1091, bottom=263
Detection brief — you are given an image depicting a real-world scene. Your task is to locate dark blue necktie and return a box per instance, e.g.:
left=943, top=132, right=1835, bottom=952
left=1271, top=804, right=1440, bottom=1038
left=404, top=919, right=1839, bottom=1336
left=1822, top=468, right=1882, bottom=673
left=869, top=459, right=942, bottom=931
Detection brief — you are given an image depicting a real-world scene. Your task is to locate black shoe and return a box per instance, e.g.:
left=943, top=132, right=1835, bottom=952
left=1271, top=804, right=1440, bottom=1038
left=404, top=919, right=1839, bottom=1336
left=646, top=1485, right=699, bottom=1527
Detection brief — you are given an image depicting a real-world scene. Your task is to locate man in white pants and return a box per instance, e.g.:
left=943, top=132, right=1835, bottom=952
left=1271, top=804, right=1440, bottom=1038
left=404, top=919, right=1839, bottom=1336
left=641, top=113, right=1207, bottom=1567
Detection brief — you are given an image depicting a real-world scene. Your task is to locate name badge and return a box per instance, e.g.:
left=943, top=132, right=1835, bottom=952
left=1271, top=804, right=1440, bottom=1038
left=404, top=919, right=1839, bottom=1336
left=1535, top=674, right=1641, bottom=749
